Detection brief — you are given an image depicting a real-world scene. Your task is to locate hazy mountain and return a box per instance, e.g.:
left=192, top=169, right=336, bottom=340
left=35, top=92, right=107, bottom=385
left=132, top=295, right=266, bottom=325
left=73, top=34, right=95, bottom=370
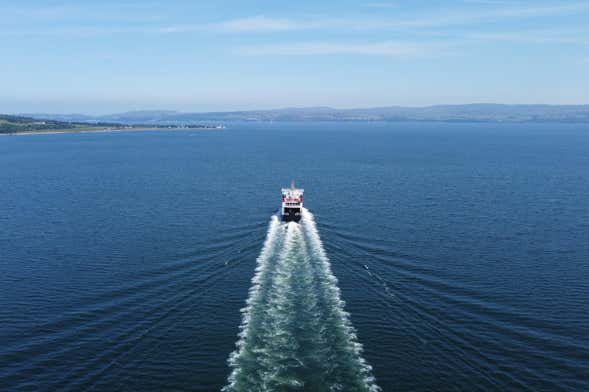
left=22, top=104, right=589, bottom=124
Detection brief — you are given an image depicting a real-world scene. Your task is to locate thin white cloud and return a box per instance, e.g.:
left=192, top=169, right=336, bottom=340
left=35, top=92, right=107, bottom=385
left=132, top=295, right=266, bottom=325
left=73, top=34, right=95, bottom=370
left=235, top=41, right=439, bottom=57
left=2, top=2, right=588, bottom=37
left=385, top=3, right=589, bottom=29
left=210, top=16, right=310, bottom=33
left=462, top=0, right=522, bottom=5
left=78, top=2, right=581, bottom=37
left=0, top=26, right=145, bottom=37
left=362, top=2, right=398, bottom=9
left=155, top=17, right=322, bottom=34
left=477, top=2, right=589, bottom=18
left=155, top=24, right=202, bottom=34
left=202, top=3, right=589, bottom=33
left=469, top=30, right=589, bottom=44
left=0, top=3, right=162, bottom=23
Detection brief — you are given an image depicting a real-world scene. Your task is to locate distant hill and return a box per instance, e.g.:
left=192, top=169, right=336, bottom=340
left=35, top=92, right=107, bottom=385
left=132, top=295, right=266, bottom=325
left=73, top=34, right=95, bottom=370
left=21, top=104, right=589, bottom=124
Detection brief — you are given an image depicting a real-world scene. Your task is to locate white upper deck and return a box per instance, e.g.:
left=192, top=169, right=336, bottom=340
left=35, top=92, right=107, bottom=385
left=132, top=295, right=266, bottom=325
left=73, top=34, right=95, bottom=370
left=281, top=181, right=304, bottom=208
left=281, top=188, right=304, bottom=198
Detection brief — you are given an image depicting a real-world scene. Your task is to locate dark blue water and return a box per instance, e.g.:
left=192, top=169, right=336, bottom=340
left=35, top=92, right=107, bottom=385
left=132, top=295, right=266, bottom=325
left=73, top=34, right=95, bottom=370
left=1, top=122, right=588, bottom=391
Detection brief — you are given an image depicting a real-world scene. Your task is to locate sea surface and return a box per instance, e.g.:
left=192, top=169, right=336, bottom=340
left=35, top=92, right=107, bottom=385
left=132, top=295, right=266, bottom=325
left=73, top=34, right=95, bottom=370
left=1, top=122, right=588, bottom=391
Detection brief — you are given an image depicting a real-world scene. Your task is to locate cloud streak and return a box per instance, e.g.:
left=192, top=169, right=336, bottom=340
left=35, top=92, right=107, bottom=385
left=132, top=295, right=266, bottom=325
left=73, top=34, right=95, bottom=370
left=468, top=30, right=589, bottom=45
left=0, top=3, right=162, bottom=23
left=235, top=41, right=441, bottom=57
left=2, top=2, right=588, bottom=42
left=362, top=2, right=398, bottom=9
left=206, top=3, right=589, bottom=33
left=209, top=16, right=313, bottom=33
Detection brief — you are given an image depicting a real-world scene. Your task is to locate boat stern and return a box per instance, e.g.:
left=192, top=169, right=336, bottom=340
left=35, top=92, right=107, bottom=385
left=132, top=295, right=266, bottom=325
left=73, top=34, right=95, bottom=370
left=281, top=181, right=304, bottom=222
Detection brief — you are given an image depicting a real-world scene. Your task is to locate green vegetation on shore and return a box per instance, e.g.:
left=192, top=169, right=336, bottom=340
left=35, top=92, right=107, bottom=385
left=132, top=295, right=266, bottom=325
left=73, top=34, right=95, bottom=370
left=1, top=115, right=87, bottom=134
left=0, top=114, right=221, bottom=134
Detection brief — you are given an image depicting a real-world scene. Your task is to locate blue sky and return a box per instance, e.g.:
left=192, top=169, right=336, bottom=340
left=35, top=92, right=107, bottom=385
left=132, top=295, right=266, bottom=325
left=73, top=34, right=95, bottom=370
left=1, top=0, right=588, bottom=113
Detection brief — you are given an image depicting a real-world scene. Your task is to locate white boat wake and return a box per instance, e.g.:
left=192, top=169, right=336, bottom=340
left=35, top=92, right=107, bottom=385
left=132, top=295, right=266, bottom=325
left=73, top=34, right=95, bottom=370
left=223, top=209, right=380, bottom=392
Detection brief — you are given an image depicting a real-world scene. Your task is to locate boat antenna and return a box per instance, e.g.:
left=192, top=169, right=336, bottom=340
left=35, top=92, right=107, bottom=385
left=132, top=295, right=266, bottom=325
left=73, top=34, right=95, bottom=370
left=291, top=179, right=295, bottom=190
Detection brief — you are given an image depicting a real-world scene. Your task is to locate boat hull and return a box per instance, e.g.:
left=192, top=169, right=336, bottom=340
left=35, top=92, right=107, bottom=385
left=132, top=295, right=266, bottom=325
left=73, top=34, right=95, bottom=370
left=282, top=207, right=302, bottom=222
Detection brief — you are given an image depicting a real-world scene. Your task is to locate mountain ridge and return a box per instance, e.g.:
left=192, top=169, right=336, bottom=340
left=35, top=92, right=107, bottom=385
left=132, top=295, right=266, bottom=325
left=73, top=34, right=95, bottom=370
left=20, top=104, right=589, bottom=124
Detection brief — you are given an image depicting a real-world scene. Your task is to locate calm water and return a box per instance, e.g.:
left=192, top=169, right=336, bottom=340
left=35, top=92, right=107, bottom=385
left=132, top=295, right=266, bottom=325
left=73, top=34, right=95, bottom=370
left=1, top=122, right=588, bottom=391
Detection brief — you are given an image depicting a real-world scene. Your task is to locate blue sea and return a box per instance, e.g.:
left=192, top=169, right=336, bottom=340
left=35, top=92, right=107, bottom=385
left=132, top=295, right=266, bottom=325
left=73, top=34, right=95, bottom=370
left=1, top=122, right=588, bottom=391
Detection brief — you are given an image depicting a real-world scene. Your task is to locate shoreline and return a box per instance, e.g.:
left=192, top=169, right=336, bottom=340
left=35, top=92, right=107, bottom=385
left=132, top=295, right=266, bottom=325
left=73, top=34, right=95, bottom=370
left=0, top=126, right=225, bottom=136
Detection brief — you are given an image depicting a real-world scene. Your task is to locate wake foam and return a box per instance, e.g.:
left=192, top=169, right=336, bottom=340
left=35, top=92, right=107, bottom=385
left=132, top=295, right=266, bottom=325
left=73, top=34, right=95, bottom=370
left=223, top=209, right=380, bottom=391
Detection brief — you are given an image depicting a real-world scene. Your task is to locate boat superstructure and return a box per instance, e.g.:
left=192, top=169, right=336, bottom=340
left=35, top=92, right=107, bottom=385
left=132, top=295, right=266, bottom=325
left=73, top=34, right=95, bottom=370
left=281, top=181, right=304, bottom=222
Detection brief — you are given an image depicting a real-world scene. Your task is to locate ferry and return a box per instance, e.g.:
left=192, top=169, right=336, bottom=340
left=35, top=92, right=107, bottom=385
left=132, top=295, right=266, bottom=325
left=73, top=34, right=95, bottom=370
left=281, top=181, right=304, bottom=222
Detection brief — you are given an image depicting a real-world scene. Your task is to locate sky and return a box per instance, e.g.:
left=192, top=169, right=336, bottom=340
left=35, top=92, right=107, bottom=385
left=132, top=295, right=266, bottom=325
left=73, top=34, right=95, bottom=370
left=1, top=0, right=588, bottom=114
